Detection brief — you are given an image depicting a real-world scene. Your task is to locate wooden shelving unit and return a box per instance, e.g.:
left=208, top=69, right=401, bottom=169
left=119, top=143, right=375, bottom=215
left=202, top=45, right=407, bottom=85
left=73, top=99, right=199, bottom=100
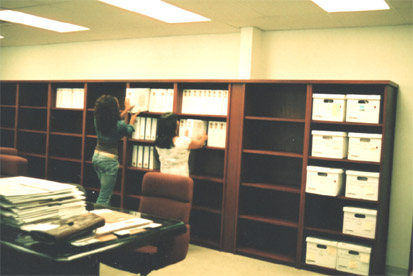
left=0, top=79, right=397, bottom=275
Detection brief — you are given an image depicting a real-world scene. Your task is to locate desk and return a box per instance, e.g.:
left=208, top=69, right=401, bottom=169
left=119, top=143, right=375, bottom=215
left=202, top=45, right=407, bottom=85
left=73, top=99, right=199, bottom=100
left=1, top=203, right=186, bottom=275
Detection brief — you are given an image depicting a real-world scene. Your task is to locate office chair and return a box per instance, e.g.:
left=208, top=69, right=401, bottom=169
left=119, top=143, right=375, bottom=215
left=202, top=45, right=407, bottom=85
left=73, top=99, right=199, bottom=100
left=100, top=172, right=193, bottom=275
left=0, top=147, right=28, bottom=177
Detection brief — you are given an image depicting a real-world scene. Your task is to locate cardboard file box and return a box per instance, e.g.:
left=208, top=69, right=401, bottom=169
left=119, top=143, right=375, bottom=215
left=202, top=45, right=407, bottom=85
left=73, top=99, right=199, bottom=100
left=311, top=130, right=348, bottom=159
left=346, top=94, right=381, bottom=124
left=345, top=170, right=380, bottom=201
left=312, top=94, right=346, bottom=122
left=305, top=237, right=338, bottom=269
left=336, top=242, right=372, bottom=276
left=343, top=207, right=377, bottom=239
left=306, top=166, right=344, bottom=196
left=348, top=133, right=382, bottom=162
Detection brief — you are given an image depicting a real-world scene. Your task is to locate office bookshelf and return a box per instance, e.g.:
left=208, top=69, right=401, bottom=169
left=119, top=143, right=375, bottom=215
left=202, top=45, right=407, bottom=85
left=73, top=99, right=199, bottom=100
left=0, top=79, right=397, bottom=275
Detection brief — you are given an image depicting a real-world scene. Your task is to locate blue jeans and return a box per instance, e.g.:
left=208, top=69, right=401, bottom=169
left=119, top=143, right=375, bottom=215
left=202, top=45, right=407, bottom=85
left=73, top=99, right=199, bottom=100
left=92, top=153, right=119, bottom=206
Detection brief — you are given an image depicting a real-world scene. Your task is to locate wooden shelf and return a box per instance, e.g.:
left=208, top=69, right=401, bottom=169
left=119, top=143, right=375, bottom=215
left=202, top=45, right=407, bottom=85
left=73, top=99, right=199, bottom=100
left=236, top=247, right=296, bottom=265
left=241, top=182, right=301, bottom=194
left=245, top=116, right=305, bottom=123
left=243, top=149, right=303, bottom=158
left=239, top=215, right=298, bottom=229
left=2, top=79, right=397, bottom=276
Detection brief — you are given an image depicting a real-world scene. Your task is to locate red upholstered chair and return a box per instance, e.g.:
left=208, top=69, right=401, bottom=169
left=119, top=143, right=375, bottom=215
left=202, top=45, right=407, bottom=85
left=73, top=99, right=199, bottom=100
left=0, top=147, right=28, bottom=177
left=100, top=172, right=193, bottom=275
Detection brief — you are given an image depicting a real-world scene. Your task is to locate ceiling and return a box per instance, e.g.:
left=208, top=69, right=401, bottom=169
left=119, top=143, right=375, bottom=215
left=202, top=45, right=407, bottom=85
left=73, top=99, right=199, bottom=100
left=0, top=0, right=411, bottom=47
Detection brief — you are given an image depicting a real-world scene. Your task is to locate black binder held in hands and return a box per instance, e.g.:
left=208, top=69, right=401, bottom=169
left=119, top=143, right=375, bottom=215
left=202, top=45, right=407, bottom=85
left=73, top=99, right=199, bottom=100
left=30, top=213, right=105, bottom=243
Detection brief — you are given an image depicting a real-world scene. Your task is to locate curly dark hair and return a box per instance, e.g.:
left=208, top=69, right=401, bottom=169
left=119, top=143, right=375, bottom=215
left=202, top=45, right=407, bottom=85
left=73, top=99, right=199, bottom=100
left=94, top=95, right=120, bottom=136
left=155, top=112, right=178, bottom=149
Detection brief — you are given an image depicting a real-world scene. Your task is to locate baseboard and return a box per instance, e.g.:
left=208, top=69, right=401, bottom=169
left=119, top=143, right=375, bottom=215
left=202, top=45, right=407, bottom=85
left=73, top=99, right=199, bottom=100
left=386, top=265, right=408, bottom=276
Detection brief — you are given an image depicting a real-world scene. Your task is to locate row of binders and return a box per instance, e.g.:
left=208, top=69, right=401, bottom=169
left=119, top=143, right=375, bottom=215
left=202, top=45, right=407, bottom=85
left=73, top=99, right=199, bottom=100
left=126, top=88, right=174, bottom=113
left=132, top=117, right=227, bottom=148
left=179, top=119, right=227, bottom=148
left=132, top=116, right=157, bottom=141
left=131, top=145, right=159, bottom=169
left=182, top=89, right=228, bottom=115
left=56, top=88, right=85, bottom=109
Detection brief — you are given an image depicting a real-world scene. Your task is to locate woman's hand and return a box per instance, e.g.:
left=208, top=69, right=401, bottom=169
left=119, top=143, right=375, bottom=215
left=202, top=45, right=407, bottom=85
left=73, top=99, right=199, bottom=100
left=124, top=98, right=135, bottom=112
left=129, top=112, right=140, bottom=125
left=188, top=132, right=208, bottom=150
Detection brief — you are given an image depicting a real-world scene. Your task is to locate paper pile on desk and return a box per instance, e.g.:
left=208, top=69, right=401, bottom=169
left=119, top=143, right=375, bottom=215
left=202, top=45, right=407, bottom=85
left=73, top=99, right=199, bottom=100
left=0, top=176, right=87, bottom=229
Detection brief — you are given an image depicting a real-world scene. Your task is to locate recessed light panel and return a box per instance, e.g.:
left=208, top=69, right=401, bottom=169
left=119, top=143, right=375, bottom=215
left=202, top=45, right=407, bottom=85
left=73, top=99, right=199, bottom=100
left=312, top=0, right=390, bottom=12
left=0, top=10, right=89, bottom=32
left=98, top=0, right=210, bottom=23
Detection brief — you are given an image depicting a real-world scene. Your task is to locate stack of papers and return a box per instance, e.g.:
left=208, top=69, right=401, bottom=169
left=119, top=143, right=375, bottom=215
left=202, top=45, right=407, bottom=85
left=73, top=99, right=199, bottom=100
left=0, top=176, right=87, bottom=229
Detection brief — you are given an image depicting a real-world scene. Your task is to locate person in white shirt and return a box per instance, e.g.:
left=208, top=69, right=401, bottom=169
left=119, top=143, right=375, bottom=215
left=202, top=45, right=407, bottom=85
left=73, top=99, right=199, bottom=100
left=155, top=112, right=207, bottom=177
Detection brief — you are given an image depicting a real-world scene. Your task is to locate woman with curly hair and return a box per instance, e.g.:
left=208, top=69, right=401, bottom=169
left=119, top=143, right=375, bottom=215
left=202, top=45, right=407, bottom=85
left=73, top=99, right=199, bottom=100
left=93, top=95, right=138, bottom=205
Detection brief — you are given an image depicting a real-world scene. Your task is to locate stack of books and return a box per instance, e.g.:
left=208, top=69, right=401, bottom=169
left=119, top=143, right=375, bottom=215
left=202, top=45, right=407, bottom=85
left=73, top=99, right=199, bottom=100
left=0, top=176, right=87, bottom=230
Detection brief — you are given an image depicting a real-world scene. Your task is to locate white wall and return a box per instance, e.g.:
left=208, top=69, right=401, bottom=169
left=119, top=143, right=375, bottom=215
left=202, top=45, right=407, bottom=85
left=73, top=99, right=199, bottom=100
left=0, top=24, right=412, bottom=274
left=0, top=33, right=240, bottom=80
left=261, top=25, right=413, bottom=275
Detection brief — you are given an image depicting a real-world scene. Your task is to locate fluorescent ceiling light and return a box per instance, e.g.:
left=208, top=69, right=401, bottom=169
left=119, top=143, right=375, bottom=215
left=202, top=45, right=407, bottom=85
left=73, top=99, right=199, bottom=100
left=0, top=10, right=89, bottom=32
left=0, top=35, right=3, bottom=39
left=312, top=0, right=390, bottom=12
left=98, top=0, right=210, bottom=23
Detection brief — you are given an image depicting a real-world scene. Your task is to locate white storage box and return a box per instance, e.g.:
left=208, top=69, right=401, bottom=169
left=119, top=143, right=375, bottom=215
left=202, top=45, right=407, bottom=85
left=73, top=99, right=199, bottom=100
left=348, top=133, right=382, bottom=162
left=346, top=94, right=381, bottom=124
left=336, top=242, right=372, bottom=276
left=312, top=130, right=348, bottom=159
left=345, top=170, right=380, bottom=201
left=343, top=207, right=377, bottom=239
left=306, top=166, right=344, bottom=196
left=312, top=94, right=346, bottom=122
left=305, top=237, right=338, bottom=269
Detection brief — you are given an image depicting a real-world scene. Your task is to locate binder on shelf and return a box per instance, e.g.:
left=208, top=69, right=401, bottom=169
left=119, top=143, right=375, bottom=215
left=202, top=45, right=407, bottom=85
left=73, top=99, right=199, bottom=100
left=137, top=145, right=144, bottom=168
left=150, top=118, right=158, bottom=141
left=207, top=121, right=226, bottom=148
left=139, top=117, right=146, bottom=140
left=143, top=145, right=150, bottom=168
left=56, top=88, right=84, bottom=109
left=148, top=146, right=160, bottom=170
left=131, top=145, right=138, bottom=167
left=72, top=89, right=85, bottom=109
left=144, top=117, right=152, bottom=140
left=126, top=88, right=150, bottom=113
left=132, top=118, right=140, bottom=139
left=186, top=119, right=208, bottom=141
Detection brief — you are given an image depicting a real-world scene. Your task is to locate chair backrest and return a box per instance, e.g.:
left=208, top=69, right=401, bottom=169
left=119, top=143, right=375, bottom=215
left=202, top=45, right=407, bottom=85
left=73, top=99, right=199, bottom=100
left=138, top=172, right=193, bottom=267
left=0, top=147, right=18, bottom=156
left=0, top=154, right=28, bottom=177
left=139, top=172, right=193, bottom=224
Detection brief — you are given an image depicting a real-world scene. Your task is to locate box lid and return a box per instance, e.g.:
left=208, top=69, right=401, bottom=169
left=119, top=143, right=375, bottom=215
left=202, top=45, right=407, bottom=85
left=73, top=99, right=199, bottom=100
left=348, top=132, right=382, bottom=139
left=307, top=166, right=344, bottom=174
left=343, top=206, right=377, bottom=216
left=345, top=170, right=380, bottom=178
left=346, top=94, right=381, bottom=100
left=312, top=130, right=348, bottom=137
left=306, top=237, right=338, bottom=247
left=313, top=94, right=346, bottom=99
left=337, top=242, right=372, bottom=253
